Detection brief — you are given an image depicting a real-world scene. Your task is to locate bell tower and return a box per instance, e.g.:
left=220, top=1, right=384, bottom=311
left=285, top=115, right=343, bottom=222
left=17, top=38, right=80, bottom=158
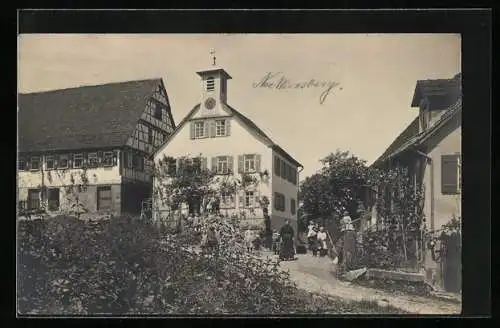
left=196, top=49, right=232, bottom=116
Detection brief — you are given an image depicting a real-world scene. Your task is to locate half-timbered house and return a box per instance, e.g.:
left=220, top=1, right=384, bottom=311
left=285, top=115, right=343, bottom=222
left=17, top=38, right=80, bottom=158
left=17, top=78, right=176, bottom=216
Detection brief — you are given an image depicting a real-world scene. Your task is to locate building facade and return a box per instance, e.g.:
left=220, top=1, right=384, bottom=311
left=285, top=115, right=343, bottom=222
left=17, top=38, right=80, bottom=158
left=153, top=66, right=303, bottom=232
left=372, top=73, right=462, bottom=290
left=18, top=79, right=176, bottom=217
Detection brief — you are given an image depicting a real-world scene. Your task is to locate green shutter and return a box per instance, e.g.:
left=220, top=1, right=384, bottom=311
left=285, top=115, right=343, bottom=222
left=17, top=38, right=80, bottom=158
left=203, top=121, right=209, bottom=138
left=226, top=119, right=231, bottom=136
left=190, top=122, right=195, bottom=139
left=275, top=156, right=281, bottom=177
left=210, top=120, right=216, bottom=138
left=238, top=155, right=244, bottom=173
left=255, top=154, right=261, bottom=172
left=201, top=157, right=208, bottom=171
left=228, top=156, right=234, bottom=174
left=442, top=155, right=459, bottom=194
left=211, top=157, right=217, bottom=172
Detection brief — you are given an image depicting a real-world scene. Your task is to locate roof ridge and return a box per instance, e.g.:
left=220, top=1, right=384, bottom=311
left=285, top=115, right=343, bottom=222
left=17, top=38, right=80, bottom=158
left=19, top=78, right=163, bottom=95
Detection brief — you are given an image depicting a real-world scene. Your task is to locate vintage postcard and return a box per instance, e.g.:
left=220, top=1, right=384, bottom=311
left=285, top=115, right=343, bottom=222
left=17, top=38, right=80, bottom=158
left=17, top=33, right=462, bottom=316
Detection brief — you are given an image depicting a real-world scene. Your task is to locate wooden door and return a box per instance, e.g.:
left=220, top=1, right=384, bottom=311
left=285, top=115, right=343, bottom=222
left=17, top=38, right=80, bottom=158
left=97, top=186, right=112, bottom=211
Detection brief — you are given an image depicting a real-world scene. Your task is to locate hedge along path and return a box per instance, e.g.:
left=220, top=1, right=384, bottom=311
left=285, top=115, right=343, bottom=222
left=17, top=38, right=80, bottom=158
left=258, top=251, right=461, bottom=315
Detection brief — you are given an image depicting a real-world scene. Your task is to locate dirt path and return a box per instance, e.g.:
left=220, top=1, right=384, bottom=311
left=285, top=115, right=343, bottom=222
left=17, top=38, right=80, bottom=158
left=258, top=251, right=461, bottom=315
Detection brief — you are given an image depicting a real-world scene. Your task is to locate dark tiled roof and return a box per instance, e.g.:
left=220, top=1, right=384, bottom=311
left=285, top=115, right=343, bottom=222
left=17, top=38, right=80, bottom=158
left=372, top=97, right=462, bottom=167
left=411, top=74, right=461, bottom=107
left=18, top=79, right=162, bottom=153
left=372, top=117, right=420, bottom=167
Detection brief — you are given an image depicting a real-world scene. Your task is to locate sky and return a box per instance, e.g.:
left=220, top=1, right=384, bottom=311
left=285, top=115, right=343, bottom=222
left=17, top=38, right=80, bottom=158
left=18, top=34, right=461, bottom=180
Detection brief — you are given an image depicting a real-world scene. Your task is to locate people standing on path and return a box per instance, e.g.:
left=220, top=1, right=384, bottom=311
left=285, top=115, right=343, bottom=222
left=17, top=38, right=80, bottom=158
left=307, top=221, right=317, bottom=245
left=340, top=211, right=356, bottom=272
left=317, top=227, right=328, bottom=257
left=279, top=219, right=295, bottom=261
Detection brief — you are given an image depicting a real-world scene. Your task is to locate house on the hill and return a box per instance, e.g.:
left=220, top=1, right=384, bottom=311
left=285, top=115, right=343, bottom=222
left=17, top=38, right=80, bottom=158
left=152, top=65, right=303, bottom=232
left=372, top=73, right=462, bottom=291
left=17, top=79, right=176, bottom=217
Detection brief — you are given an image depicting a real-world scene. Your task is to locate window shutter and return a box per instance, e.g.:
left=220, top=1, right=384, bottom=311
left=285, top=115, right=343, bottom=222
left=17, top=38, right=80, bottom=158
left=254, top=191, right=260, bottom=208
left=190, top=122, right=195, bottom=139
left=113, top=151, right=118, bottom=166
left=97, top=151, right=103, bottom=164
left=228, top=155, right=234, bottom=174
left=255, top=154, right=261, bottom=172
left=238, top=155, right=244, bottom=173
left=226, top=119, right=231, bottom=136
left=203, top=121, right=209, bottom=138
left=239, top=193, right=244, bottom=208
left=211, top=157, right=217, bottom=172
left=201, top=157, right=208, bottom=171
left=441, top=155, right=459, bottom=194
left=275, top=156, right=281, bottom=177
left=274, top=193, right=278, bottom=211
left=283, top=195, right=286, bottom=212
left=209, top=120, right=216, bottom=138
left=281, top=161, right=286, bottom=179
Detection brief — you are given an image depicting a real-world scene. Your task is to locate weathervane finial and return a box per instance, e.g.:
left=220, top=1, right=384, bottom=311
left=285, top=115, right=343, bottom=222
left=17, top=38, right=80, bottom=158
left=210, top=48, right=216, bottom=66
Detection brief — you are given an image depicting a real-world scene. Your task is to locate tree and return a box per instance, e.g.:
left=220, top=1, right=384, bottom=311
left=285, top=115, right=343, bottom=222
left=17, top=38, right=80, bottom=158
left=299, top=150, right=379, bottom=226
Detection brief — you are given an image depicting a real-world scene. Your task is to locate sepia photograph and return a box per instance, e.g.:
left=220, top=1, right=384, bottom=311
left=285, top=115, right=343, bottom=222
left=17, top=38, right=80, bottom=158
left=17, top=33, right=463, bottom=316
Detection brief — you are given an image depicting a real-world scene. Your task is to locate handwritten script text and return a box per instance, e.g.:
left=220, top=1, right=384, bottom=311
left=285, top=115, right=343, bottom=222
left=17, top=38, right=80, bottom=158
left=252, top=72, right=342, bottom=104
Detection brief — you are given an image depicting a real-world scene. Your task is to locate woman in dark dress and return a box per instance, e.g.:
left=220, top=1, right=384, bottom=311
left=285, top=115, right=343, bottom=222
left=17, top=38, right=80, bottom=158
left=279, top=219, right=295, bottom=261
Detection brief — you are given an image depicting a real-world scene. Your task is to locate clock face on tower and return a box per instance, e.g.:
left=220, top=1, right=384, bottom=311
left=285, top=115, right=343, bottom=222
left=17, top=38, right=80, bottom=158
left=204, top=97, right=216, bottom=110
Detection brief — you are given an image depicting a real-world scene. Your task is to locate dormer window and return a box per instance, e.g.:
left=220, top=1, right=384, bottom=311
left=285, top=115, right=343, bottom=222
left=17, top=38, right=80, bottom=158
left=206, top=77, right=215, bottom=91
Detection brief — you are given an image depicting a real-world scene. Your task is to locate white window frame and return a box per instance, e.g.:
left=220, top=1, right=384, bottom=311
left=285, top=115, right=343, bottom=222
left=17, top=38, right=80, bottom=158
left=245, top=191, right=255, bottom=208
left=244, top=154, right=256, bottom=173
left=73, top=153, right=84, bottom=168
left=58, top=155, right=69, bottom=169
left=217, top=156, right=228, bottom=174
left=194, top=121, right=205, bottom=138
left=88, top=152, right=98, bottom=167
left=215, top=119, right=226, bottom=137
left=30, top=156, right=41, bottom=171
left=103, top=151, right=114, bottom=166
left=45, top=155, right=55, bottom=170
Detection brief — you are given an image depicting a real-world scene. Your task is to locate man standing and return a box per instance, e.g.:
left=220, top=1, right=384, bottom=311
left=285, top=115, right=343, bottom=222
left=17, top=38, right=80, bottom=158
left=279, top=219, right=295, bottom=261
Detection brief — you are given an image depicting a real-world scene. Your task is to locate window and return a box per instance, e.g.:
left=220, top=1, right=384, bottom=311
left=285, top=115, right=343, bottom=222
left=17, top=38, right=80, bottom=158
left=18, top=158, right=26, bottom=171
left=244, top=154, right=256, bottom=172
left=133, top=154, right=144, bottom=171
left=30, top=156, right=41, bottom=171
left=274, top=156, right=281, bottom=177
left=221, top=192, right=235, bottom=208
left=166, top=157, right=177, bottom=175
left=206, top=77, right=215, bottom=91
left=73, top=153, right=84, bottom=168
left=58, top=155, right=69, bottom=169
left=48, top=188, right=60, bottom=211
left=274, top=192, right=285, bottom=212
left=245, top=191, right=255, bottom=208
left=103, top=151, right=114, bottom=166
left=281, top=161, right=286, bottom=179
left=45, top=156, right=55, bottom=170
left=154, top=102, right=162, bottom=120
left=148, top=127, right=153, bottom=144
left=291, top=198, right=296, bottom=215
left=215, top=120, right=226, bottom=137
left=194, top=121, right=205, bottom=139
left=442, top=154, right=461, bottom=194
left=27, top=189, right=41, bottom=210
left=88, top=152, right=98, bottom=168
left=217, top=156, right=228, bottom=174
left=97, top=186, right=112, bottom=211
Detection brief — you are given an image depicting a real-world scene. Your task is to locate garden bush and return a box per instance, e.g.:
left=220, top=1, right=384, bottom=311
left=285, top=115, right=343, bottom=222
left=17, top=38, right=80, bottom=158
left=18, top=215, right=408, bottom=315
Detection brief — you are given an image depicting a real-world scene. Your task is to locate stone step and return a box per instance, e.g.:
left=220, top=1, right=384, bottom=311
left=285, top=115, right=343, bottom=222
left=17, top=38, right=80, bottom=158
left=366, top=268, right=425, bottom=282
